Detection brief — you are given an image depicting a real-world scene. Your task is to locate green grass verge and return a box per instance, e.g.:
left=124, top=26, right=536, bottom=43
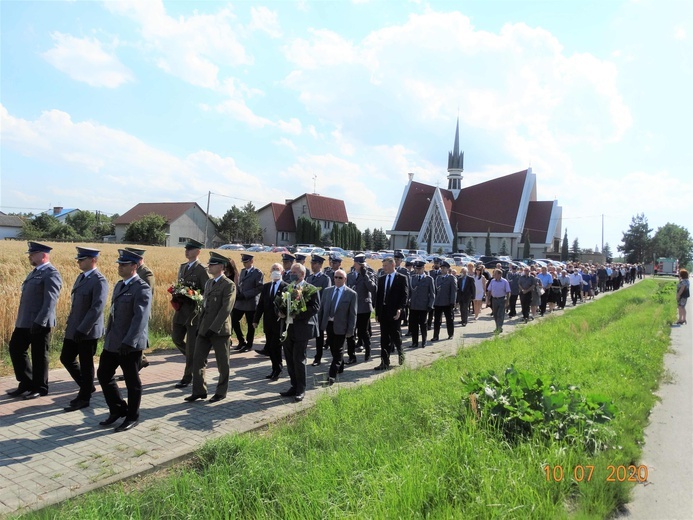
left=20, top=280, right=676, bottom=519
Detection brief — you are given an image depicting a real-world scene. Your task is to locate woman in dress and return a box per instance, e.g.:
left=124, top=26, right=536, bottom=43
left=676, top=269, right=689, bottom=325
left=548, top=271, right=562, bottom=313
left=472, top=266, right=487, bottom=320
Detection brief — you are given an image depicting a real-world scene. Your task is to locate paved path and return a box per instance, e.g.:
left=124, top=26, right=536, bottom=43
left=1, top=283, right=687, bottom=517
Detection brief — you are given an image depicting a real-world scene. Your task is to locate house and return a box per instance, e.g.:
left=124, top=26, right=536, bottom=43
left=0, top=212, right=24, bottom=239
left=388, top=119, right=562, bottom=258
left=114, top=202, right=221, bottom=247
left=257, top=193, right=349, bottom=246
left=41, top=206, right=80, bottom=223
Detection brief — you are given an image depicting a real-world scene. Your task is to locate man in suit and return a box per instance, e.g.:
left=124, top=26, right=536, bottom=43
left=306, top=255, right=332, bottom=366
left=393, top=251, right=410, bottom=329
left=97, top=249, right=152, bottom=432
left=374, top=257, right=409, bottom=370
left=171, top=239, right=211, bottom=389
left=433, top=260, right=457, bottom=341
left=426, top=257, right=442, bottom=330
left=231, top=253, right=264, bottom=353
left=456, top=266, right=476, bottom=326
left=278, top=263, right=320, bottom=402
left=345, top=253, right=377, bottom=364
left=60, top=247, right=109, bottom=412
left=7, top=241, right=63, bottom=400
left=123, top=247, right=153, bottom=371
left=281, top=253, right=295, bottom=283
left=318, top=269, right=357, bottom=385
left=185, top=252, right=236, bottom=403
left=408, top=260, right=435, bottom=348
left=253, top=262, right=287, bottom=381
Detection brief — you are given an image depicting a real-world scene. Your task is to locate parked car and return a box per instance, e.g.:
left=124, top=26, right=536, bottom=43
left=270, top=246, right=290, bottom=254
left=218, top=244, right=246, bottom=251
left=483, top=260, right=515, bottom=275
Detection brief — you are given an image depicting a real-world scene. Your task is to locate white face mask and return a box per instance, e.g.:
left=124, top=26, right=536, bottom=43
left=270, top=270, right=282, bottom=281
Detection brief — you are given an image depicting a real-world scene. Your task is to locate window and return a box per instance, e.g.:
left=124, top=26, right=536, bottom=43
left=178, top=237, right=191, bottom=243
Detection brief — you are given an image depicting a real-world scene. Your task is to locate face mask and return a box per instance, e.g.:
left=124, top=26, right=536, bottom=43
left=270, top=271, right=282, bottom=281
left=289, top=273, right=298, bottom=282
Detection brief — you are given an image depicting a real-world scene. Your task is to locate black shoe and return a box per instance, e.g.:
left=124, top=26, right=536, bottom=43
left=265, top=372, right=274, bottom=379
left=208, top=394, right=225, bottom=403
left=114, top=419, right=139, bottom=432
left=280, top=388, right=296, bottom=397
left=327, top=378, right=335, bottom=387
left=403, top=332, right=411, bottom=337
left=5, top=387, right=29, bottom=398
left=311, top=359, right=321, bottom=366
left=64, top=399, right=89, bottom=412
left=448, top=336, right=454, bottom=340
left=139, top=359, right=150, bottom=370
left=256, top=349, right=270, bottom=356
left=338, top=362, right=345, bottom=374
left=411, top=343, right=418, bottom=349
left=116, top=375, right=125, bottom=381
left=294, top=393, right=305, bottom=402
left=374, top=364, right=389, bottom=371
left=100, top=412, right=126, bottom=426
left=239, top=345, right=252, bottom=353
left=421, top=341, right=426, bottom=348
left=270, top=370, right=282, bottom=382
left=431, top=337, right=440, bottom=342
left=364, top=354, right=371, bottom=362
left=344, top=357, right=358, bottom=365
left=184, top=394, right=207, bottom=402
left=398, top=353, right=405, bottom=366
left=232, top=342, right=246, bottom=351
left=24, top=391, right=47, bottom=400
left=174, top=380, right=190, bottom=389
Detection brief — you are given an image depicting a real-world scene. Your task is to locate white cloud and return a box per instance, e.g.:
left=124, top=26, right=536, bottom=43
left=674, top=26, right=686, bottom=40
left=275, top=137, right=297, bottom=150
left=41, top=32, right=133, bottom=88
left=248, top=6, right=282, bottom=38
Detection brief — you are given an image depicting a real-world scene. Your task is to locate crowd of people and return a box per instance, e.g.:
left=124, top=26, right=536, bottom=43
left=6, top=240, right=670, bottom=432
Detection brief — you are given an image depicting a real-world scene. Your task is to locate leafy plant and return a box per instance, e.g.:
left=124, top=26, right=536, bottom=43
left=461, top=365, right=616, bottom=452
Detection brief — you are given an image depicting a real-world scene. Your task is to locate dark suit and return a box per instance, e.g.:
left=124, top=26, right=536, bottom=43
left=192, top=276, right=236, bottom=397
left=375, top=272, right=408, bottom=367
left=232, top=266, right=264, bottom=348
left=254, top=279, right=287, bottom=375
left=456, top=274, right=476, bottom=326
left=318, top=285, right=357, bottom=378
left=97, top=276, right=151, bottom=421
left=9, top=263, right=63, bottom=395
left=346, top=268, right=377, bottom=360
left=60, top=269, right=109, bottom=402
left=306, top=271, right=331, bottom=363
left=281, top=281, right=320, bottom=396
left=171, top=261, right=211, bottom=384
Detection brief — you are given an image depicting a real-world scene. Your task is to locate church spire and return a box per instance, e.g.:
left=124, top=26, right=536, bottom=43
left=447, top=117, right=463, bottom=196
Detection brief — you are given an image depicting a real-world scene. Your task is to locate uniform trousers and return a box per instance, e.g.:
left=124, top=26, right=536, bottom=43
left=433, top=305, right=454, bottom=338
left=97, top=349, right=143, bottom=421
left=282, top=325, right=308, bottom=395
left=347, top=313, right=371, bottom=358
left=325, top=322, right=346, bottom=379
left=312, top=331, right=326, bottom=362
left=378, top=317, right=402, bottom=367
left=60, top=338, right=97, bottom=401
left=171, top=319, right=199, bottom=383
left=507, top=293, right=519, bottom=317
left=232, top=308, right=256, bottom=347
left=9, top=327, right=50, bottom=394
left=408, top=309, right=428, bottom=346
left=191, top=334, right=230, bottom=397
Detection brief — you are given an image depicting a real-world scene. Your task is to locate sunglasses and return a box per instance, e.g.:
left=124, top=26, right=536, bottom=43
left=334, top=275, right=345, bottom=279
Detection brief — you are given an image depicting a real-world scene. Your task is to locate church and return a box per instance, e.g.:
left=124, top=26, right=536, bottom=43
left=388, top=120, right=562, bottom=259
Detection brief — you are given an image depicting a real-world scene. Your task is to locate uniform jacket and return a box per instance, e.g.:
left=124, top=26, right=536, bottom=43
left=137, top=264, right=155, bottom=289
left=281, top=281, right=320, bottom=342
left=65, top=269, right=109, bottom=340
left=199, top=275, right=236, bottom=336
left=375, top=272, right=408, bottom=322
left=318, top=285, right=357, bottom=336
left=253, top=279, right=287, bottom=335
left=306, top=271, right=332, bottom=293
left=456, top=274, right=476, bottom=303
left=409, top=273, right=435, bottom=311
left=346, top=268, right=377, bottom=314
left=104, top=276, right=151, bottom=352
left=173, top=260, right=211, bottom=325
left=234, top=266, right=264, bottom=311
left=434, top=274, right=458, bottom=306
left=16, top=263, right=63, bottom=328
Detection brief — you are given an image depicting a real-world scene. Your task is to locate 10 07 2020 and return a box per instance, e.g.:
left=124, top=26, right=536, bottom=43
left=544, top=464, right=649, bottom=483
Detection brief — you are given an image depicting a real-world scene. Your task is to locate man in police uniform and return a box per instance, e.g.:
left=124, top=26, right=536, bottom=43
left=97, top=249, right=152, bottom=432
left=123, top=247, right=153, bottom=371
left=432, top=260, right=457, bottom=341
left=185, top=251, right=236, bottom=403
left=7, top=242, right=63, bottom=399
left=231, top=253, right=263, bottom=353
left=345, top=253, right=378, bottom=363
left=306, top=255, right=332, bottom=366
left=294, top=253, right=308, bottom=267
left=408, top=260, right=435, bottom=348
left=61, top=247, right=109, bottom=412
left=426, top=257, right=442, bottom=330
left=171, top=239, right=211, bottom=389
left=324, top=254, right=342, bottom=284
left=281, top=253, right=295, bottom=283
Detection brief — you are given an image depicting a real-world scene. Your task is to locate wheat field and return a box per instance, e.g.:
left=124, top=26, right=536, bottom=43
left=0, top=241, right=290, bottom=361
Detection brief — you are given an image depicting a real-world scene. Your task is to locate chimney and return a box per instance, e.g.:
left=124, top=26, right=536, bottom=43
left=285, top=199, right=293, bottom=205
left=53, top=206, right=63, bottom=216
left=408, top=172, right=414, bottom=182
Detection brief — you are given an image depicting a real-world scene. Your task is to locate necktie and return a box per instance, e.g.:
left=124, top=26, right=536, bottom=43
left=331, top=287, right=341, bottom=317
left=385, top=274, right=392, bottom=297
left=77, top=273, right=85, bottom=284
left=271, top=282, right=277, bottom=298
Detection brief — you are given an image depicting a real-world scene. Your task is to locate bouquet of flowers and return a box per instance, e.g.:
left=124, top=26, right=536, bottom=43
left=274, top=282, right=318, bottom=341
left=167, top=280, right=203, bottom=320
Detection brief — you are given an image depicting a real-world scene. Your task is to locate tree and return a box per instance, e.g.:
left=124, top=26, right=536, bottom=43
left=602, top=243, right=613, bottom=261
left=407, top=234, right=418, bottom=250
left=363, top=228, right=372, bottom=251
left=561, top=230, right=569, bottom=261
left=465, top=238, right=475, bottom=255
left=651, top=223, right=693, bottom=266
left=522, top=231, right=531, bottom=259
left=238, top=202, right=262, bottom=243
left=123, top=213, right=167, bottom=245
left=217, top=206, right=243, bottom=243
left=65, top=210, right=97, bottom=240
left=484, top=229, right=492, bottom=256
left=452, top=223, right=459, bottom=253
left=570, top=238, right=580, bottom=261
left=499, top=239, right=508, bottom=256
left=320, top=232, right=332, bottom=247
left=372, top=228, right=388, bottom=251
left=618, top=213, right=652, bottom=264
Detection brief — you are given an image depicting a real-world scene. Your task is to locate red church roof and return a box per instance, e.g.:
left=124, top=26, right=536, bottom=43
left=523, top=200, right=554, bottom=243
left=393, top=181, right=436, bottom=231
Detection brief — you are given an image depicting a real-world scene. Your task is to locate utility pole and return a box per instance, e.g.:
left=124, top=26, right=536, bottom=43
left=204, top=191, right=211, bottom=248
left=601, top=214, right=604, bottom=254
left=312, top=174, right=318, bottom=194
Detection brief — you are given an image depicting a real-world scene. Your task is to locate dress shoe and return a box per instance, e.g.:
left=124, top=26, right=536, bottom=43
left=431, top=336, right=440, bottom=342
left=184, top=394, right=207, bottom=402
left=140, top=359, right=150, bottom=369
left=99, top=412, right=126, bottom=426
left=410, top=342, right=419, bottom=349
left=114, top=419, right=139, bottom=432
left=294, top=393, right=305, bottom=402
left=174, top=381, right=190, bottom=389
left=208, top=394, right=225, bottom=403
left=398, top=353, right=405, bottom=366
left=327, top=378, right=335, bottom=386
left=116, top=375, right=125, bottom=381
left=64, top=399, right=90, bottom=412
left=270, top=370, right=281, bottom=382
left=6, top=387, right=29, bottom=398
left=374, top=364, right=389, bottom=371
left=24, top=391, right=47, bottom=400
left=364, top=354, right=371, bottom=362
left=256, top=349, right=270, bottom=356
left=232, top=342, right=246, bottom=351
left=279, top=388, right=296, bottom=397
left=239, top=345, right=252, bottom=353
left=448, top=336, right=454, bottom=340
left=344, top=357, right=358, bottom=365
left=311, top=359, right=321, bottom=366
left=264, top=372, right=274, bottom=379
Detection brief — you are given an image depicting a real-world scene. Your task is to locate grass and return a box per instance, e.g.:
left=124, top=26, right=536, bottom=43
left=18, top=280, right=675, bottom=519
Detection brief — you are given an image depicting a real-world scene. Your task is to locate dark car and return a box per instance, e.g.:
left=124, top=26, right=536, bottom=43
left=483, top=260, right=515, bottom=276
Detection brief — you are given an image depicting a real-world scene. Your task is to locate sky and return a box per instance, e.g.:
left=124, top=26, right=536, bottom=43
left=1, top=0, right=691, bottom=252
